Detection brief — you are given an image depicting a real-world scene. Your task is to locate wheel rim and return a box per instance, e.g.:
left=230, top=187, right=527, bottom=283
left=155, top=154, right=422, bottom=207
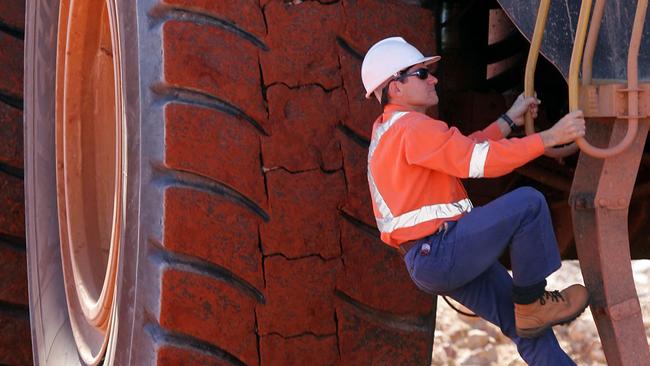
left=55, top=0, right=124, bottom=364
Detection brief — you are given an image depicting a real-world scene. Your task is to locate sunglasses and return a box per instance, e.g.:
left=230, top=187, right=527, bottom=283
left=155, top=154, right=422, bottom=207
left=396, top=67, right=433, bottom=81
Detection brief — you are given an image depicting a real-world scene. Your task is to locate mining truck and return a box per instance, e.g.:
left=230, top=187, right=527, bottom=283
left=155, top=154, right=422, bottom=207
left=0, top=0, right=647, bottom=364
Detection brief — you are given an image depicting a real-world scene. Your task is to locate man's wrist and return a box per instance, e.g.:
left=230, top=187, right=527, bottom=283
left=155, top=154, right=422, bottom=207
left=495, top=119, right=510, bottom=137
left=500, top=113, right=517, bottom=130
left=539, top=130, right=557, bottom=148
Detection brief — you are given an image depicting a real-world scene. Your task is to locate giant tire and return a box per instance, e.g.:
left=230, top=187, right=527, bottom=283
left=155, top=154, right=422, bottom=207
left=25, top=0, right=440, bottom=365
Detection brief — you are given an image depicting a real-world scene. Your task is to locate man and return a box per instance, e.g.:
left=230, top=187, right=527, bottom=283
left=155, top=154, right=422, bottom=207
left=361, top=37, right=589, bottom=365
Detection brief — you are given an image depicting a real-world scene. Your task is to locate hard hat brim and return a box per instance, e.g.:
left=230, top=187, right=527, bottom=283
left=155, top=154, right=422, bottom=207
left=364, top=55, right=441, bottom=99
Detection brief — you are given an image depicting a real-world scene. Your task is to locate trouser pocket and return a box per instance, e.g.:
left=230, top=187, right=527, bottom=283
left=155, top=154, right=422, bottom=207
left=405, top=236, right=453, bottom=294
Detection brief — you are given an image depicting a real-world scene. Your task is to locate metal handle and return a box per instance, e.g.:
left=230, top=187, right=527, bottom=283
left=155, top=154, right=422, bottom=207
left=569, top=0, right=642, bottom=159
left=524, top=0, right=579, bottom=158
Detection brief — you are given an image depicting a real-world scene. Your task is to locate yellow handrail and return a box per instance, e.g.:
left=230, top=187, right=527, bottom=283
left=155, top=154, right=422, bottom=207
left=524, top=0, right=579, bottom=158
left=571, top=0, right=643, bottom=158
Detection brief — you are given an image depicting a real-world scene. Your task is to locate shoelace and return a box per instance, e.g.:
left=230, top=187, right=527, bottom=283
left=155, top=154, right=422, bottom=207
left=539, top=290, right=564, bottom=305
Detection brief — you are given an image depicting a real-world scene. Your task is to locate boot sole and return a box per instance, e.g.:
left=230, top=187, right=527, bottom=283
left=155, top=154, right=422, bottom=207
left=516, top=297, right=590, bottom=339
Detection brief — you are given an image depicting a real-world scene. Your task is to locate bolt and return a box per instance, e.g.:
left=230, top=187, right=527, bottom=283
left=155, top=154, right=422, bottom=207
left=618, top=198, right=627, bottom=206
left=573, top=197, right=589, bottom=209
left=599, top=198, right=608, bottom=207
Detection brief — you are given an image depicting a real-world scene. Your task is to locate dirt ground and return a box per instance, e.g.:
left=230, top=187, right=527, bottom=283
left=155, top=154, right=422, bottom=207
left=432, top=260, right=650, bottom=365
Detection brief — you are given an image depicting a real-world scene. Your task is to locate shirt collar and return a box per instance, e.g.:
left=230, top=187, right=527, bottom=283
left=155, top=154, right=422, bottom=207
left=382, top=103, right=413, bottom=122
left=383, top=103, right=410, bottom=114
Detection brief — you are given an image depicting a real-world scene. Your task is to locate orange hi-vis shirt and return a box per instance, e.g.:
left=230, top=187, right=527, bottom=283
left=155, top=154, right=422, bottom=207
left=368, top=104, right=545, bottom=247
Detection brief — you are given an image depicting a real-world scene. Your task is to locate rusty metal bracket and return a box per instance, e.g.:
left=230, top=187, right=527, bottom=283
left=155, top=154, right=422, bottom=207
left=599, top=298, right=643, bottom=322
left=580, top=84, right=650, bottom=120
left=570, top=193, right=595, bottom=210
left=570, top=117, right=650, bottom=365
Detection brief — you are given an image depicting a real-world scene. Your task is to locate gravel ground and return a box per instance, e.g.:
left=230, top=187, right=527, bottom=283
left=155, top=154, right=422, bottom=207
left=432, top=260, right=650, bottom=365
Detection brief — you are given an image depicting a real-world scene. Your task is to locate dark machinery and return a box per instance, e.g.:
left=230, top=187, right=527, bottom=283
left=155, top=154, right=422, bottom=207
left=500, top=1, right=650, bottom=364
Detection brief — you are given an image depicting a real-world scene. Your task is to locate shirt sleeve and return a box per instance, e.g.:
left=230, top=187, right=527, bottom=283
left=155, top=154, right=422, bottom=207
left=467, top=121, right=504, bottom=142
left=403, top=116, right=545, bottom=178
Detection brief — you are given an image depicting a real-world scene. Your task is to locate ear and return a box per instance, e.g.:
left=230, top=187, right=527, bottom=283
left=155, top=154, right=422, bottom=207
left=388, top=81, right=402, bottom=99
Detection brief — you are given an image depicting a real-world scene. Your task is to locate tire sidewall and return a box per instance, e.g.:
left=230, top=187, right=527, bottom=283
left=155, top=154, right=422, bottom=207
left=24, top=0, right=76, bottom=364
left=25, top=0, right=144, bottom=364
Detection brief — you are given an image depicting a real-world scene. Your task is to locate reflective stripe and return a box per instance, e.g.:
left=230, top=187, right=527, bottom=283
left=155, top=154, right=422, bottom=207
left=367, top=168, right=392, bottom=219
left=367, top=111, right=473, bottom=233
left=375, top=198, right=473, bottom=233
left=468, top=141, right=490, bottom=178
left=368, top=112, right=408, bottom=219
left=368, top=112, right=409, bottom=164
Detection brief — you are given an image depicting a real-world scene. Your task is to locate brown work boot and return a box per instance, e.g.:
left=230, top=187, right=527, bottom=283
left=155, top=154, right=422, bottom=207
left=515, top=284, right=589, bottom=338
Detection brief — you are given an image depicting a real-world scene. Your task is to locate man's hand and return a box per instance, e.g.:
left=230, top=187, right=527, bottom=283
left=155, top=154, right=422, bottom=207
left=505, top=93, right=540, bottom=126
left=539, top=110, right=586, bottom=147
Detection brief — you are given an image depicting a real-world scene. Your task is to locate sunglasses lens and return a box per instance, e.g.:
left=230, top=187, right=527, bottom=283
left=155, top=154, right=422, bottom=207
left=416, top=68, right=429, bottom=79
left=396, top=68, right=431, bottom=81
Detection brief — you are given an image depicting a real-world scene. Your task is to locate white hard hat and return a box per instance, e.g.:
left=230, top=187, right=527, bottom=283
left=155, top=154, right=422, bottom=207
left=361, top=37, right=440, bottom=102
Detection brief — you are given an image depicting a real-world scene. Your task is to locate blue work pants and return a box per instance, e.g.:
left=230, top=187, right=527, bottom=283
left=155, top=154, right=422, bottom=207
left=403, top=187, right=575, bottom=365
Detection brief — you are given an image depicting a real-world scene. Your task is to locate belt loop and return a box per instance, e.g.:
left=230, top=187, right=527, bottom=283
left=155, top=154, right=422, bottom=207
left=440, top=221, right=449, bottom=239
left=437, top=221, right=448, bottom=234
